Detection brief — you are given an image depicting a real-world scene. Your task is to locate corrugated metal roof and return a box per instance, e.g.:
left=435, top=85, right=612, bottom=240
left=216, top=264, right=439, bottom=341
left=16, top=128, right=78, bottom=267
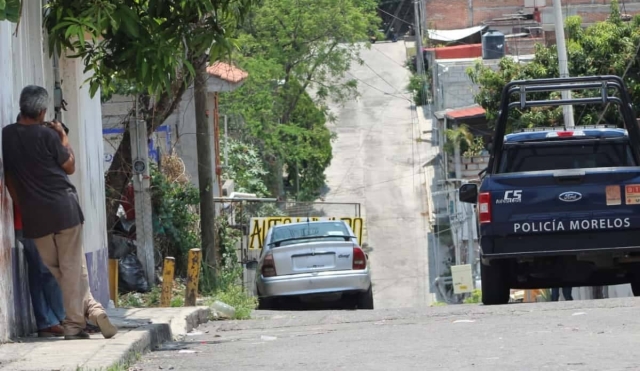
left=427, top=25, right=487, bottom=42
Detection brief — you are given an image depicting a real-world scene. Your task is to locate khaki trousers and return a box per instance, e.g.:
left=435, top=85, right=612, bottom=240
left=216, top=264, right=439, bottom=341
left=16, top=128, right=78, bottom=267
left=34, top=224, right=105, bottom=335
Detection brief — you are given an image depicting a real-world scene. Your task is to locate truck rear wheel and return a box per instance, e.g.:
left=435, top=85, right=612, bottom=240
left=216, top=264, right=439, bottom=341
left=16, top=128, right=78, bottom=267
left=481, top=260, right=510, bottom=305
left=631, top=281, right=640, bottom=297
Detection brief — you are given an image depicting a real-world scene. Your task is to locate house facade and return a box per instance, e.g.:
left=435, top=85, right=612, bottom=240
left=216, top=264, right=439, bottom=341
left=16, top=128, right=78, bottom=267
left=101, top=62, right=248, bottom=189
left=0, top=1, right=109, bottom=341
left=427, top=0, right=640, bottom=30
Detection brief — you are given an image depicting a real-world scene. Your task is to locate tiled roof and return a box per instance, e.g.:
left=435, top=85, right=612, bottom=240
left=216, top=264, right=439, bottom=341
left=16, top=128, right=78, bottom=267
left=206, top=62, right=248, bottom=83
left=445, top=105, right=486, bottom=120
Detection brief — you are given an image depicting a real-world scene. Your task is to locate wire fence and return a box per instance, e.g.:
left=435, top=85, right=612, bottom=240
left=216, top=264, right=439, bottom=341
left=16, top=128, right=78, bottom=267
left=214, top=199, right=362, bottom=294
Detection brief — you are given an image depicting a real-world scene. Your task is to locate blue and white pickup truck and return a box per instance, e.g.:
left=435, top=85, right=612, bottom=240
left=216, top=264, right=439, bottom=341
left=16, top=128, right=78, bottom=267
left=459, top=75, right=640, bottom=305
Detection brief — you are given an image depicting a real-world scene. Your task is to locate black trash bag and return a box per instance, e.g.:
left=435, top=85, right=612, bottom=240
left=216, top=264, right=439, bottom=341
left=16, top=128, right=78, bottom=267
left=118, top=253, right=150, bottom=294
left=108, top=234, right=135, bottom=260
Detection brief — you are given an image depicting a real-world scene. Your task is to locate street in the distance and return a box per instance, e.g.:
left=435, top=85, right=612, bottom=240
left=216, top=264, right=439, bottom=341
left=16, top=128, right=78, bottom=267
left=322, top=41, right=431, bottom=309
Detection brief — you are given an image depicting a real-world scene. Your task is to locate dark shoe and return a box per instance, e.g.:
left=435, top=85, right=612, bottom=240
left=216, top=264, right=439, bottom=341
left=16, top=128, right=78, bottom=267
left=38, top=325, right=65, bottom=338
left=64, top=331, right=90, bottom=340
left=96, top=313, right=118, bottom=339
left=84, top=323, right=101, bottom=334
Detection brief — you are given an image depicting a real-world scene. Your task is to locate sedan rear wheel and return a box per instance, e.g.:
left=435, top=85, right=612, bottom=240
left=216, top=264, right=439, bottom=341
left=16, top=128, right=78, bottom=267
left=258, top=296, right=276, bottom=310
left=357, top=286, right=374, bottom=310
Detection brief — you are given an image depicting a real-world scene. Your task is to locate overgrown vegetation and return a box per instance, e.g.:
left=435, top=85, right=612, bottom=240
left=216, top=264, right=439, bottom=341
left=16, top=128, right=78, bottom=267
left=150, top=156, right=200, bottom=275
left=463, top=137, right=485, bottom=158
left=463, top=289, right=482, bottom=304
left=407, top=73, right=428, bottom=106
left=467, top=0, right=640, bottom=131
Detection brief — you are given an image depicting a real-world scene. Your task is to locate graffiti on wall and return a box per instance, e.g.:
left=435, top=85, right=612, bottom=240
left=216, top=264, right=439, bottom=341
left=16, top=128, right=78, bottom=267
left=248, top=217, right=365, bottom=249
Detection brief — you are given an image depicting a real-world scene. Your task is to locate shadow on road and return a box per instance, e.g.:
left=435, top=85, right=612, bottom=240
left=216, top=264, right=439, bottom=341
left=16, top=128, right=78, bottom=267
left=260, top=295, right=363, bottom=311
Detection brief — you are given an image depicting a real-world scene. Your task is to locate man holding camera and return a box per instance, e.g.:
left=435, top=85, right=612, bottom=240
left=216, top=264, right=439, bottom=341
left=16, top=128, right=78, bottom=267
left=3, top=85, right=117, bottom=340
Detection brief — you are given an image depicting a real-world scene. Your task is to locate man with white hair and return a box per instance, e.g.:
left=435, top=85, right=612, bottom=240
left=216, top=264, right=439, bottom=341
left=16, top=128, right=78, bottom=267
left=3, top=85, right=117, bottom=340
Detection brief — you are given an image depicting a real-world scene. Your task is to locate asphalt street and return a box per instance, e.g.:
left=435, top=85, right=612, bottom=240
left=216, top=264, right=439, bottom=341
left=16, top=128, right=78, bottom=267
left=133, top=297, right=640, bottom=370
left=321, top=41, right=431, bottom=309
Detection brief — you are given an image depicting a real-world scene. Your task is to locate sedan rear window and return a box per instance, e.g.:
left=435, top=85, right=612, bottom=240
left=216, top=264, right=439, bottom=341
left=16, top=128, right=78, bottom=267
left=271, top=222, right=349, bottom=246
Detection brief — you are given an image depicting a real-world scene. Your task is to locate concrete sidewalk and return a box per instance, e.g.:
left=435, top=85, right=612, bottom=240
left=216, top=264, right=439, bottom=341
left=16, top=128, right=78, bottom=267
left=0, top=306, right=211, bottom=371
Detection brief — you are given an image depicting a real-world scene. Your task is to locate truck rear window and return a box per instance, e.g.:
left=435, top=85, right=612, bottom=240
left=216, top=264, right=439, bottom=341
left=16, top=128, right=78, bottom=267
left=498, top=141, right=637, bottom=173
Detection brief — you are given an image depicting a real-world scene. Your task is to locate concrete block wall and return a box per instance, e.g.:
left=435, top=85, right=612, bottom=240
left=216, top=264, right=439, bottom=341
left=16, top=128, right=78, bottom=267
left=433, top=59, right=501, bottom=112
left=448, top=154, right=490, bottom=180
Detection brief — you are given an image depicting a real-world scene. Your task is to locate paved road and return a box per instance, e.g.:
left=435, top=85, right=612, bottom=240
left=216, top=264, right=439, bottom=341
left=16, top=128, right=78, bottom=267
left=133, top=298, right=640, bottom=370
left=321, top=41, right=431, bottom=309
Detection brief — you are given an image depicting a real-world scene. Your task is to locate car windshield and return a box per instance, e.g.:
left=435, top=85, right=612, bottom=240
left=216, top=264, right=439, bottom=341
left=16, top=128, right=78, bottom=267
left=498, top=140, right=636, bottom=173
left=270, top=222, right=350, bottom=247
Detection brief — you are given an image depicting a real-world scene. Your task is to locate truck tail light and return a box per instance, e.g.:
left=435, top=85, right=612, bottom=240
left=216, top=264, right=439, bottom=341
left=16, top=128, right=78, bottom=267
left=262, top=252, right=277, bottom=277
left=478, top=192, right=492, bottom=224
left=353, top=246, right=367, bottom=270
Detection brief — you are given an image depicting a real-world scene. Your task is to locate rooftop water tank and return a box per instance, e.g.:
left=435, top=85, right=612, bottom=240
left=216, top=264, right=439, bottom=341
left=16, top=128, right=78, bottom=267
left=482, top=30, right=505, bottom=60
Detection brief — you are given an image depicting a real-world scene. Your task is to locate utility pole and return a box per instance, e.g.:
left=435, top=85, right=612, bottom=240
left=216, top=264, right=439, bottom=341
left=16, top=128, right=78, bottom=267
left=130, top=99, right=155, bottom=286
left=194, top=57, right=217, bottom=286
left=466, top=202, right=476, bottom=286
left=413, top=0, right=425, bottom=78
left=553, top=0, right=575, bottom=128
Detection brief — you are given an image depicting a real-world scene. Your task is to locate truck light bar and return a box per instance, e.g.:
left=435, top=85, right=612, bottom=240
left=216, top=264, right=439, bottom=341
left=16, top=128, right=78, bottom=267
left=514, top=124, right=616, bottom=133
left=546, top=130, right=586, bottom=138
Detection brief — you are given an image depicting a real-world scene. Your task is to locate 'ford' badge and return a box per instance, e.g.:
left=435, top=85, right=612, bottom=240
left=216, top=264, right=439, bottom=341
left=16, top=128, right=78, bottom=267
left=559, top=191, right=582, bottom=202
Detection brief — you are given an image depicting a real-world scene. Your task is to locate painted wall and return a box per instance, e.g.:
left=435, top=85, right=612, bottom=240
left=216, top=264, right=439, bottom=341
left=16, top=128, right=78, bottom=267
left=0, top=0, right=56, bottom=342
left=61, top=56, right=110, bottom=306
left=0, top=1, right=110, bottom=341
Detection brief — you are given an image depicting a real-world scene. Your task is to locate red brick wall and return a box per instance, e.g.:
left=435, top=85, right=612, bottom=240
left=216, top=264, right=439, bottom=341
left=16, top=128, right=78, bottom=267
left=426, top=0, right=640, bottom=30
left=425, top=0, right=470, bottom=29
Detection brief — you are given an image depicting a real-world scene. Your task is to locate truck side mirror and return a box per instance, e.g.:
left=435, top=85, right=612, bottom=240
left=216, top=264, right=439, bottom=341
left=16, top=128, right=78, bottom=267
left=487, top=143, right=493, bottom=153
left=459, top=183, right=478, bottom=204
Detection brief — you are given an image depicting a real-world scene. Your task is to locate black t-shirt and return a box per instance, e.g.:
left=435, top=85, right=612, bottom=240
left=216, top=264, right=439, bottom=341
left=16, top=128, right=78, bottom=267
left=2, top=123, right=84, bottom=239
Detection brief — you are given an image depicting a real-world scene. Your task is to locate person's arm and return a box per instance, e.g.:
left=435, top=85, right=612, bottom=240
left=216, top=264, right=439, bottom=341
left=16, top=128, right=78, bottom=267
left=5, top=172, right=19, bottom=207
left=48, top=121, right=75, bottom=175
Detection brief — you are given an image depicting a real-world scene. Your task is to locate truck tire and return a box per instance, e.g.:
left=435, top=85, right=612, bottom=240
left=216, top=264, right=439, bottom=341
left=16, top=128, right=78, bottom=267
left=481, top=260, right=510, bottom=305
left=631, top=281, right=640, bottom=297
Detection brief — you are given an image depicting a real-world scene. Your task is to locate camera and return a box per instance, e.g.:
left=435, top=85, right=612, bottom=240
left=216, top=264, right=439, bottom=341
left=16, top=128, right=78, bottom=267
left=43, top=121, right=70, bottom=135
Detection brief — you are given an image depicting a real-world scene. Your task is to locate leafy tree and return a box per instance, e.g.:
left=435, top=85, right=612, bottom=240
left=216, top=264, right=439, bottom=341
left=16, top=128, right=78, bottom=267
left=43, top=0, right=257, bottom=229
left=0, top=0, right=20, bottom=22
left=221, top=0, right=379, bottom=199
left=221, top=138, right=270, bottom=197
left=467, top=0, right=640, bottom=131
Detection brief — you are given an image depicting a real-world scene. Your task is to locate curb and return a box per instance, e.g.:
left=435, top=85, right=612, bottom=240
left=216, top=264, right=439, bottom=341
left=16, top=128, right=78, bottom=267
left=82, top=307, right=212, bottom=370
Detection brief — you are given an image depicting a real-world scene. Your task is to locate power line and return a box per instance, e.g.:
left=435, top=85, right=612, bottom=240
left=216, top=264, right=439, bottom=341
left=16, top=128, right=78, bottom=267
left=362, top=59, right=405, bottom=94
left=346, top=71, right=413, bottom=102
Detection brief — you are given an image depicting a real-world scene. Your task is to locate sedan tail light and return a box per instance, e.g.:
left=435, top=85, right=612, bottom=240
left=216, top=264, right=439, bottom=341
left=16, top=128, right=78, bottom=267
left=262, top=252, right=277, bottom=277
left=353, top=246, right=367, bottom=270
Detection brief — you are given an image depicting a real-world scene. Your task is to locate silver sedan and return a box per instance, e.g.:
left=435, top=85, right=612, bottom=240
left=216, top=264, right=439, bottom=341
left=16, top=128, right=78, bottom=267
left=255, top=220, right=373, bottom=310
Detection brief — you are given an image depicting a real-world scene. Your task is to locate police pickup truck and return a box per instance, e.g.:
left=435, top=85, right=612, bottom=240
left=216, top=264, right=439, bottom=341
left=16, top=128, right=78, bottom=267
left=459, top=75, right=640, bottom=305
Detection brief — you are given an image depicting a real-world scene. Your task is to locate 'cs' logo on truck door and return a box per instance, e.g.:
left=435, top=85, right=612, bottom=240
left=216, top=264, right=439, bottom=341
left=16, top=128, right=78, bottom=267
left=496, top=190, right=522, bottom=204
